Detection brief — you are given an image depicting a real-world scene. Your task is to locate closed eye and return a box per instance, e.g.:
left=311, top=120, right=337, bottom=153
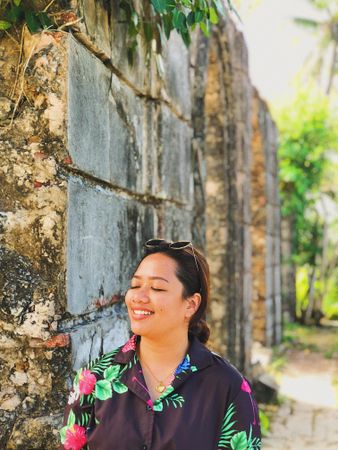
left=129, top=286, right=165, bottom=291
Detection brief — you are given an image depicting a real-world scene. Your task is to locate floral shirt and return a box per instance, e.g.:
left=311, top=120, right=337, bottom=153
left=60, top=334, right=261, bottom=450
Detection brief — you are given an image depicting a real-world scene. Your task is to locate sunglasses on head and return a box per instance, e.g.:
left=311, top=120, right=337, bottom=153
left=144, top=238, right=201, bottom=292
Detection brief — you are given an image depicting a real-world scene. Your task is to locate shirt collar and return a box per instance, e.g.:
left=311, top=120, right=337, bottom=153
left=114, top=333, right=214, bottom=372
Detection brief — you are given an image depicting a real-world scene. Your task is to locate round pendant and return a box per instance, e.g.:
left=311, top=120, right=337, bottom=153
left=156, top=383, right=165, bottom=393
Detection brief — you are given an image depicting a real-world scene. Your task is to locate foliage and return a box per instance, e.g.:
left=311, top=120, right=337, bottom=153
left=273, top=84, right=338, bottom=321
left=0, top=1, right=237, bottom=64
left=0, top=0, right=55, bottom=33
left=119, top=0, right=236, bottom=64
left=257, top=407, right=270, bottom=437
left=275, top=87, right=337, bottom=262
left=293, top=0, right=338, bottom=95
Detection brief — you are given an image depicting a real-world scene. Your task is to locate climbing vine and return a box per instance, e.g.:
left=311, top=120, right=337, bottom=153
left=119, top=0, right=237, bottom=62
left=0, top=1, right=237, bottom=61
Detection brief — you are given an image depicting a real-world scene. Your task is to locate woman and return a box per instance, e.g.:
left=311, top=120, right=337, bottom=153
left=60, top=239, right=261, bottom=450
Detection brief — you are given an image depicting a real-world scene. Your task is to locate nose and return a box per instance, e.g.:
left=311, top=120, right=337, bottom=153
left=128, top=287, right=150, bottom=304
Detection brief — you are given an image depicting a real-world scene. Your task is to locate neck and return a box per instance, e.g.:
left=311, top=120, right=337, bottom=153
left=137, top=330, right=190, bottom=370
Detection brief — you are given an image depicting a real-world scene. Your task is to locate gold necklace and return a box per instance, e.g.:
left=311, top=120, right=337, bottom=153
left=138, top=354, right=176, bottom=393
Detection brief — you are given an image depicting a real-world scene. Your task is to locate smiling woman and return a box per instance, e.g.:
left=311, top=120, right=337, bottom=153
left=60, top=238, right=261, bottom=450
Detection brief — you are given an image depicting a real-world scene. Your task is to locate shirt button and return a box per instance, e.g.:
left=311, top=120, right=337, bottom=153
left=141, top=446, right=147, bottom=450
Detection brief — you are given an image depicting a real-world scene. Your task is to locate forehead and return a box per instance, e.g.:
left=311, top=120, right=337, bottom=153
left=133, top=253, right=178, bottom=280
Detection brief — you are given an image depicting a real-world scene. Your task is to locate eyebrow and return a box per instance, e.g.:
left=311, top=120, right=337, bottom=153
left=132, top=275, right=169, bottom=283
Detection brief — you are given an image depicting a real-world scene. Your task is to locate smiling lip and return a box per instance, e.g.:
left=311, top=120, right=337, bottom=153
left=131, top=309, right=154, bottom=320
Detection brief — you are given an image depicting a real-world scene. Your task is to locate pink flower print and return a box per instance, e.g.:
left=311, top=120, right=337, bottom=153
left=64, top=424, right=87, bottom=450
left=241, top=377, right=257, bottom=425
left=78, top=369, right=96, bottom=395
left=122, top=334, right=137, bottom=353
left=241, top=378, right=252, bottom=394
left=146, top=398, right=153, bottom=409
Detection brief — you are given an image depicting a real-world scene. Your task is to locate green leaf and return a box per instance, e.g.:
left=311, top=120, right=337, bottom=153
left=172, top=9, right=187, bottom=31
left=186, top=11, right=195, bottom=26
left=209, top=7, right=218, bottom=24
left=230, top=431, right=248, bottom=450
left=151, top=0, right=167, bottom=14
left=13, top=0, right=21, bottom=5
left=113, top=380, right=128, bottom=394
left=25, top=11, right=41, bottom=33
left=191, top=365, right=198, bottom=372
left=181, top=29, right=191, bottom=47
left=200, top=20, right=210, bottom=37
left=213, top=0, right=225, bottom=16
left=36, top=12, right=54, bottom=29
left=59, top=426, right=68, bottom=444
left=104, top=365, right=120, bottom=382
left=194, top=10, right=203, bottom=23
left=162, top=13, right=173, bottom=39
left=67, top=409, right=76, bottom=427
left=95, top=379, right=112, bottom=400
left=153, top=401, right=163, bottom=411
left=4, top=4, right=24, bottom=23
left=0, top=20, right=12, bottom=30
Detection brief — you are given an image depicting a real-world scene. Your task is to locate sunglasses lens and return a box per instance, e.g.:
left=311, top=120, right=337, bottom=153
left=170, top=241, right=190, bottom=249
left=145, top=239, right=168, bottom=248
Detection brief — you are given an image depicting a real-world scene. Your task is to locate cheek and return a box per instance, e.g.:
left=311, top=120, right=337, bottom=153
left=125, top=290, right=132, bottom=306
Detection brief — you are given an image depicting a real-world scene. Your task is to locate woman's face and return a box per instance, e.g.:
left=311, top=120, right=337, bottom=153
left=125, top=252, right=198, bottom=339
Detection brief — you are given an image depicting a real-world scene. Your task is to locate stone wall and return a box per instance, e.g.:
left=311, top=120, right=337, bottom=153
left=0, top=1, right=281, bottom=448
left=203, top=19, right=253, bottom=372
left=251, top=88, right=282, bottom=346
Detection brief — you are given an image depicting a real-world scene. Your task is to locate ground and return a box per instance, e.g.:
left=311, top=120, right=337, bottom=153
left=258, top=322, right=338, bottom=450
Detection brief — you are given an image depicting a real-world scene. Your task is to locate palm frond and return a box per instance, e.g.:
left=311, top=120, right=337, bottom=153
left=217, top=402, right=238, bottom=448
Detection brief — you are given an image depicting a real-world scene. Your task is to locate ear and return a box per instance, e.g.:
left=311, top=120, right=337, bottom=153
left=185, top=293, right=201, bottom=319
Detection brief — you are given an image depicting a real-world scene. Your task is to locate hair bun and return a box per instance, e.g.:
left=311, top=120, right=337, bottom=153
left=188, top=319, right=210, bottom=344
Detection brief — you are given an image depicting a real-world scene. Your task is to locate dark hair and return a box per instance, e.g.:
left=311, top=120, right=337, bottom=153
left=140, top=243, right=210, bottom=344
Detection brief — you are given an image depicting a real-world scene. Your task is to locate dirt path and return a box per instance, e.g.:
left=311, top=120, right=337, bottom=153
left=262, top=346, right=338, bottom=449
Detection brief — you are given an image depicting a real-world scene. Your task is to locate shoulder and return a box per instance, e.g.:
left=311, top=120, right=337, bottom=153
left=204, top=348, right=246, bottom=399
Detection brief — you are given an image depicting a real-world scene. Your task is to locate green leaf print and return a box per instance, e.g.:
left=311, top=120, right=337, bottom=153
left=88, top=348, right=119, bottom=375
left=104, top=365, right=120, bottom=382
left=246, top=424, right=261, bottom=449
left=59, top=425, right=67, bottom=444
left=163, top=393, right=185, bottom=408
left=247, top=437, right=261, bottom=450
left=230, top=431, right=248, bottom=450
left=79, top=411, right=91, bottom=427
left=153, top=401, right=164, bottom=412
left=113, top=380, right=128, bottom=394
left=67, top=409, right=76, bottom=427
left=95, top=379, right=112, bottom=400
left=217, top=403, right=237, bottom=448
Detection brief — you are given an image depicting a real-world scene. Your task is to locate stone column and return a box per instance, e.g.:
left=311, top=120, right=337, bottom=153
left=203, top=17, right=253, bottom=374
left=251, top=88, right=282, bottom=346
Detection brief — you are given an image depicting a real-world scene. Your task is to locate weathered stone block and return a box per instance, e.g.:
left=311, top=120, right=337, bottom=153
left=78, top=0, right=155, bottom=95
left=67, top=176, right=155, bottom=315
left=68, top=37, right=145, bottom=192
left=162, top=30, right=191, bottom=119
left=156, top=203, right=192, bottom=241
left=6, top=413, right=63, bottom=450
left=70, top=307, right=130, bottom=371
left=157, top=104, right=193, bottom=203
